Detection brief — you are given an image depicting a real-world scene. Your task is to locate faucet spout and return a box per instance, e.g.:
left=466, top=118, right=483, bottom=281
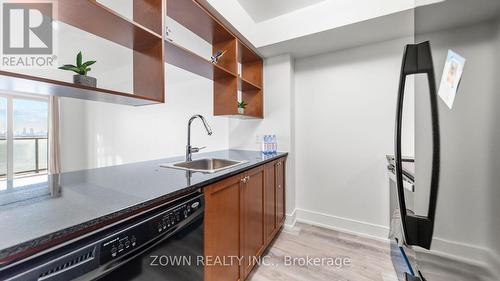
left=186, top=115, right=213, bottom=162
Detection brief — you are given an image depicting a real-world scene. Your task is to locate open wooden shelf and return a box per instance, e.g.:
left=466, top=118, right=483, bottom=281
left=165, top=41, right=236, bottom=80
left=58, top=0, right=162, bottom=51
left=241, top=88, right=263, bottom=118
left=1, top=0, right=263, bottom=110
left=166, top=0, right=234, bottom=44
left=238, top=76, right=261, bottom=91
left=0, top=0, right=166, bottom=105
left=239, top=42, right=262, bottom=63
left=238, top=41, right=263, bottom=88
left=133, top=0, right=163, bottom=34
left=235, top=41, right=263, bottom=118
left=228, top=113, right=262, bottom=119
left=0, top=71, right=161, bottom=106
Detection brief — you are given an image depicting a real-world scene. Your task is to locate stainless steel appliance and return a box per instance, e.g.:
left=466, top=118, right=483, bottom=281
left=389, top=1, right=500, bottom=280
left=1, top=191, right=204, bottom=281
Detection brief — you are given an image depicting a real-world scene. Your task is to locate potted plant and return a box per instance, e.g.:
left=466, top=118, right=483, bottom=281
left=237, top=100, right=247, bottom=114
left=58, top=51, right=97, bottom=87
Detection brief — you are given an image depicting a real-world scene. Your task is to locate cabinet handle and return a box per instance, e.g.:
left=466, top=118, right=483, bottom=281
left=241, top=176, right=250, bottom=184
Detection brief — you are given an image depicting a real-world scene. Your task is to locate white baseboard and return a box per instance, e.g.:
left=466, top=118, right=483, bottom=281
left=294, top=208, right=389, bottom=242
left=431, top=237, right=491, bottom=266
left=292, top=207, right=499, bottom=280
left=285, top=209, right=297, bottom=228
left=484, top=250, right=500, bottom=280
left=431, top=237, right=500, bottom=280
left=410, top=238, right=499, bottom=281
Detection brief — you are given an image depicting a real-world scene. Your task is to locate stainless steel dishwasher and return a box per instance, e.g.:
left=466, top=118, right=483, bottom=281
left=1, top=191, right=204, bottom=281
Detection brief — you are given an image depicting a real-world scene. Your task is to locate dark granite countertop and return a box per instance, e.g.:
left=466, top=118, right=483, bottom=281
left=0, top=150, right=287, bottom=266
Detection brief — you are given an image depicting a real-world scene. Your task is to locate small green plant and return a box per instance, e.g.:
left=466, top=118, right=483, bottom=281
left=58, top=51, right=96, bottom=75
left=238, top=100, right=248, bottom=109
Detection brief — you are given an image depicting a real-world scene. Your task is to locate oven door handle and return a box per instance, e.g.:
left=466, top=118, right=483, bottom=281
left=395, top=41, right=440, bottom=250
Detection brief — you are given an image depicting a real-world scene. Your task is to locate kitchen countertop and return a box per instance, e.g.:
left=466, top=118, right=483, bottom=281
left=0, top=150, right=287, bottom=266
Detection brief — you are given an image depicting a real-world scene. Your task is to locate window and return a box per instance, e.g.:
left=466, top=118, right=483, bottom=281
left=0, top=94, right=49, bottom=180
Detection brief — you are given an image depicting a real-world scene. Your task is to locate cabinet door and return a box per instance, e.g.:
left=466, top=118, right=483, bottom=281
left=240, top=166, right=265, bottom=279
left=276, top=159, right=285, bottom=226
left=264, top=161, right=277, bottom=243
left=204, top=174, right=242, bottom=281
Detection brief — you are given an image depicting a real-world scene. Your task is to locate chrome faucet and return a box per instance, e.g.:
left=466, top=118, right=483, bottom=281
left=186, top=114, right=213, bottom=162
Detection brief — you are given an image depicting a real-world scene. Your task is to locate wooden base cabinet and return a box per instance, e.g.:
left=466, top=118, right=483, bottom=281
left=264, top=162, right=277, bottom=243
left=264, top=158, right=286, bottom=243
left=276, top=159, right=286, bottom=226
left=203, top=174, right=242, bottom=281
left=204, top=156, right=286, bottom=281
left=240, top=166, right=265, bottom=279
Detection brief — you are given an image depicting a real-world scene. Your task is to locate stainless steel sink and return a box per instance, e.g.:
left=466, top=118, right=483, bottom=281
left=160, top=158, right=248, bottom=173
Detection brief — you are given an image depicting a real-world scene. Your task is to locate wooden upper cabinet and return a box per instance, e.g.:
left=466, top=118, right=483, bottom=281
left=165, top=0, right=264, bottom=119
left=237, top=41, right=263, bottom=119
left=0, top=0, right=264, bottom=109
left=166, top=0, right=233, bottom=45
left=0, top=0, right=165, bottom=106
left=240, top=166, right=265, bottom=279
left=204, top=174, right=242, bottom=281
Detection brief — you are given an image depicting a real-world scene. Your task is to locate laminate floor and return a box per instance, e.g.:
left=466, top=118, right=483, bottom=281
left=248, top=223, right=398, bottom=281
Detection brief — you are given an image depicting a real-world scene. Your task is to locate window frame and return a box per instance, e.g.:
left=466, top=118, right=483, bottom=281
left=0, top=92, right=49, bottom=180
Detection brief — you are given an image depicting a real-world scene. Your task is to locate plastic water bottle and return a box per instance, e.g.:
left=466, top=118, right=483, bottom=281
left=266, top=135, right=273, bottom=155
left=266, top=135, right=272, bottom=155
left=262, top=135, right=269, bottom=155
left=272, top=135, right=278, bottom=154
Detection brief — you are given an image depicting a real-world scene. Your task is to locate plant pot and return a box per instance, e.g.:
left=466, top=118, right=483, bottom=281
left=238, top=107, right=245, bottom=114
left=73, top=74, right=97, bottom=87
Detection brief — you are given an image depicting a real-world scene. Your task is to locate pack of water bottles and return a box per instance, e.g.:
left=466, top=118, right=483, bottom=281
left=261, top=135, right=278, bottom=155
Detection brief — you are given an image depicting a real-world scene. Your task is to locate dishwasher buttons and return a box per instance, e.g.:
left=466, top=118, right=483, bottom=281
left=111, top=246, right=117, bottom=257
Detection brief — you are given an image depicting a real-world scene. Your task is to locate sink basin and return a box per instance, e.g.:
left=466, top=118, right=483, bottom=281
left=160, top=158, right=248, bottom=173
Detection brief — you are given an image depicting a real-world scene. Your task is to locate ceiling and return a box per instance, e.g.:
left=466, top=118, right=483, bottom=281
left=207, top=0, right=500, bottom=58
left=259, top=0, right=500, bottom=58
left=236, top=0, right=326, bottom=22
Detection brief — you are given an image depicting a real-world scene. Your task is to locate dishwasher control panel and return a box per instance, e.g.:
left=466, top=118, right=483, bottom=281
left=150, top=198, right=201, bottom=234
left=99, top=195, right=203, bottom=264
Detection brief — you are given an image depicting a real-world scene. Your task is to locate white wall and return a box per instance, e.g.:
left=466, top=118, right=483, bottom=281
left=293, top=37, right=415, bottom=239
left=489, top=17, right=500, bottom=275
left=291, top=20, right=500, bottom=273
left=413, top=19, right=500, bottom=276
left=228, top=54, right=296, bottom=224
left=57, top=2, right=230, bottom=172
left=414, top=21, right=500, bottom=270
left=60, top=64, right=230, bottom=172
